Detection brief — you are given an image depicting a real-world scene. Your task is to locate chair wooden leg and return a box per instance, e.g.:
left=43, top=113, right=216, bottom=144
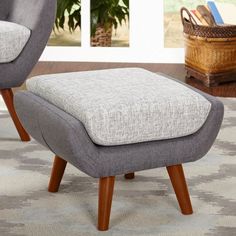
left=1, top=88, right=30, bottom=141
left=48, top=156, right=67, bottom=193
left=124, top=172, right=135, bottom=179
left=98, top=176, right=115, bottom=231
left=166, top=164, right=193, bottom=215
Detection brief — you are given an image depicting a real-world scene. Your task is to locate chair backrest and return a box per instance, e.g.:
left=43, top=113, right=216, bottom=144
left=0, top=0, right=56, bottom=89
left=8, top=0, right=53, bottom=30
left=0, top=1, right=11, bottom=20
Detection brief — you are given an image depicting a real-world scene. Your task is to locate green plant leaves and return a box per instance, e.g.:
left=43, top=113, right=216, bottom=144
left=91, top=9, right=99, bottom=36
left=54, top=0, right=129, bottom=37
left=55, top=0, right=81, bottom=32
left=90, top=0, right=129, bottom=37
left=123, top=0, right=129, bottom=8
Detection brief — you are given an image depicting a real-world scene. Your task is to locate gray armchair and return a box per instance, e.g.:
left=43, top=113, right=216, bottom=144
left=0, top=0, right=56, bottom=141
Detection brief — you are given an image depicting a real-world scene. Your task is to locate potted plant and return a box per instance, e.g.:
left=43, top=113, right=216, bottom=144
left=55, top=0, right=81, bottom=32
left=91, top=0, right=129, bottom=47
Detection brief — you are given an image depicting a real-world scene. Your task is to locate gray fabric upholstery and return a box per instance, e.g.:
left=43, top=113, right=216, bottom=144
left=0, top=21, right=31, bottom=63
left=14, top=78, right=224, bottom=178
left=0, top=2, right=10, bottom=21
left=27, top=68, right=211, bottom=146
left=0, top=0, right=56, bottom=89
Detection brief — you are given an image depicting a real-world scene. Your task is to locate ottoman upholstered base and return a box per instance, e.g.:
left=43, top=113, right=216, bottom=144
left=14, top=69, right=224, bottom=231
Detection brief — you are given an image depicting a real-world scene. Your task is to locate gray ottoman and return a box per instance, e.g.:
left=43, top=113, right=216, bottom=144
left=14, top=68, right=224, bottom=231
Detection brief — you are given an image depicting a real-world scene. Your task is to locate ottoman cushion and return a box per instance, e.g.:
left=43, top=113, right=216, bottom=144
left=26, top=68, right=211, bottom=146
left=0, top=21, right=31, bottom=63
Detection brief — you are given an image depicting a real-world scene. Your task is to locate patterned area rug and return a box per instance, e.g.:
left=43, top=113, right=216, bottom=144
left=0, top=97, right=235, bottom=236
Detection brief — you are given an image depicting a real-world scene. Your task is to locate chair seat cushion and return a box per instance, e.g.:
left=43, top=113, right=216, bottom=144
left=26, top=68, right=211, bottom=146
left=0, top=21, right=31, bottom=63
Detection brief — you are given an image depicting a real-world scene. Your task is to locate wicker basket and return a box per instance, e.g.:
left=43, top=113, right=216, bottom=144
left=181, top=7, right=236, bottom=87
left=91, top=25, right=112, bottom=47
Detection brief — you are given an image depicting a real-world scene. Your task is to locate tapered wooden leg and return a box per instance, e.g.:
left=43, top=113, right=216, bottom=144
left=48, top=156, right=67, bottom=193
left=124, top=172, right=135, bottom=179
left=98, top=176, right=115, bottom=231
left=1, top=88, right=30, bottom=141
left=166, top=164, right=193, bottom=215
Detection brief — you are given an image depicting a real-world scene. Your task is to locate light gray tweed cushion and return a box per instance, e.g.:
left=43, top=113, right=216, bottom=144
left=26, top=68, right=211, bottom=146
left=0, top=21, right=31, bottom=63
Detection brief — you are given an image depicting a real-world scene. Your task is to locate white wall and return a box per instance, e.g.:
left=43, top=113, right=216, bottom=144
left=40, top=0, right=185, bottom=63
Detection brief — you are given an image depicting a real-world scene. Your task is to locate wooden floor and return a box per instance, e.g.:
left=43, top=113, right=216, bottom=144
left=29, top=62, right=236, bottom=97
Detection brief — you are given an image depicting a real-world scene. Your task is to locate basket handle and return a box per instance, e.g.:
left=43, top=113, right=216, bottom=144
left=180, top=7, right=197, bottom=29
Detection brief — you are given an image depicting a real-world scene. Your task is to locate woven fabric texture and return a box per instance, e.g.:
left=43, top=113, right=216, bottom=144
left=26, top=68, right=211, bottom=146
left=0, top=20, right=30, bottom=63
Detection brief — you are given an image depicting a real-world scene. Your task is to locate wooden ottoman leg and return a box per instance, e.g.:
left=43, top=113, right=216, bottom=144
left=98, top=176, right=115, bottom=231
left=124, top=173, right=135, bottom=179
left=1, top=88, right=30, bottom=141
left=48, top=156, right=67, bottom=193
left=166, top=164, right=193, bottom=215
